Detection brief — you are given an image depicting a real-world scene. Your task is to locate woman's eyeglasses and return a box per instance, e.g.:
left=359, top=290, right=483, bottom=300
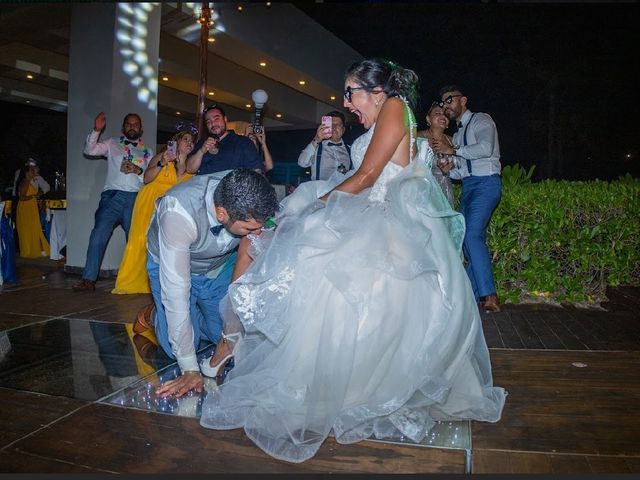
left=437, top=94, right=463, bottom=108
left=343, top=86, right=365, bottom=103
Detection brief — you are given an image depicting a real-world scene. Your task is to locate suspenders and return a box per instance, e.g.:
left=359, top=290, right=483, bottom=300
left=463, top=113, right=477, bottom=175
left=314, top=142, right=352, bottom=180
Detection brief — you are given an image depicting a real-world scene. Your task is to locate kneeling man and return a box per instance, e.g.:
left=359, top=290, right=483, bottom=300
left=137, top=169, right=278, bottom=397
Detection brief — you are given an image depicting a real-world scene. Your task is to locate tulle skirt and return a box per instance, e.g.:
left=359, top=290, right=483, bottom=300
left=200, top=158, right=505, bottom=463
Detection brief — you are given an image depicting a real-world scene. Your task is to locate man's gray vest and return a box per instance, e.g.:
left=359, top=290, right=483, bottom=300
left=147, top=171, right=238, bottom=275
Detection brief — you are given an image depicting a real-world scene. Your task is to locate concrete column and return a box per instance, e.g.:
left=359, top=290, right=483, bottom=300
left=65, top=2, right=160, bottom=276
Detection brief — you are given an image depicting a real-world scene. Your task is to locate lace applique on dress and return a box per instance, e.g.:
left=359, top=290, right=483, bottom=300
left=232, top=266, right=295, bottom=328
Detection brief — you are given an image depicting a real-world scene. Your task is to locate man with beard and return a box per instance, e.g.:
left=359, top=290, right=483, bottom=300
left=186, top=104, right=264, bottom=175
left=73, top=112, right=152, bottom=292
left=430, top=85, right=502, bottom=313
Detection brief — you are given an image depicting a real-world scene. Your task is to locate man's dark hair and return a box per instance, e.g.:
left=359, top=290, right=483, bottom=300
left=122, top=113, right=142, bottom=128
left=204, top=103, right=227, bottom=118
left=438, top=84, right=465, bottom=98
left=325, top=110, right=346, bottom=126
left=214, top=169, right=278, bottom=223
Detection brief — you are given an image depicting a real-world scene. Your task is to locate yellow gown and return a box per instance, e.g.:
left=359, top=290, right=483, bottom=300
left=112, top=163, right=192, bottom=294
left=16, top=182, right=50, bottom=258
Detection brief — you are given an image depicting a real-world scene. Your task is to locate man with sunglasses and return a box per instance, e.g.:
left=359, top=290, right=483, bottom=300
left=297, top=111, right=352, bottom=181
left=431, top=85, right=502, bottom=313
left=187, top=104, right=264, bottom=175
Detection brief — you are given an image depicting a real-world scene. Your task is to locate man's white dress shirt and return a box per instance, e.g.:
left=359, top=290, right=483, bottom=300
left=451, top=110, right=501, bottom=178
left=84, top=131, right=151, bottom=192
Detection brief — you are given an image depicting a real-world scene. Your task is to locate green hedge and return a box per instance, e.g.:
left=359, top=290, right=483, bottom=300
left=473, top=166, right=640, bottom=304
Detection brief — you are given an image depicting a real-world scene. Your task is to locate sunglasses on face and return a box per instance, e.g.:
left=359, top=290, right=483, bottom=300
left=437, top=94, right=463, bottom=108
left=343, top=86, right=365, bottom=103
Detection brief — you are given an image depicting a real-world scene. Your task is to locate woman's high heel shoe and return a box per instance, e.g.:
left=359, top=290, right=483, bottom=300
left=200, top=332, right=241, bottom=378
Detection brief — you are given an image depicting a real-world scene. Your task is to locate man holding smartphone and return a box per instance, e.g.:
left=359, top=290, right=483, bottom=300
left=297, top=111, right=352, bottom=181
left=72, top=112, right=152, bottom=292
left=187, top=104, right=264, bottom=175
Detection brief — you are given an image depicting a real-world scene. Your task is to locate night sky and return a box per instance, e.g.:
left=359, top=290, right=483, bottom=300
left=298, top=2, right=640, bottom=181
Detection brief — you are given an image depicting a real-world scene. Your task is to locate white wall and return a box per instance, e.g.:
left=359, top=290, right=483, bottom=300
left=66, top=3, right=159, bottom=275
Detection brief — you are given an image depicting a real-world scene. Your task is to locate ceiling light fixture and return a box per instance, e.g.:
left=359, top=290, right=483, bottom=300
left=26, top=74, right=34, bottom=79
left=298, top=80, right=306, bottom=86
left=259, top=61, right=267, bottom=67
left=276, top=113, right=282, bottom=118
left=162, top=76, right=169, bottom=81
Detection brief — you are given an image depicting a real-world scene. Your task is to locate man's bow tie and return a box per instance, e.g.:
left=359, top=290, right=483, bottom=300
left=327, top=142, right=343, bottom=147
left=124, top=140, right=138, bottom=147
left=210, top=224, right=224, bottom=236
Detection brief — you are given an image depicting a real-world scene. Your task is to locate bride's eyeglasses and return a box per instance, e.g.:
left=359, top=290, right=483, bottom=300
left=343, top=86, right=365, bottom=103
left=437, top=94, right=463, bottom=108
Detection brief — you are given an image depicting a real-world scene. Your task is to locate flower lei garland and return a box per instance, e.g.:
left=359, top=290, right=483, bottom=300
left=119, top=136, right=150, bottom=167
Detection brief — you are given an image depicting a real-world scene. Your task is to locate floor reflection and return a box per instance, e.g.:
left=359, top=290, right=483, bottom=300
left=1, top=317, right=468, bottom=451
left=0, top=318, right=174, bottom=401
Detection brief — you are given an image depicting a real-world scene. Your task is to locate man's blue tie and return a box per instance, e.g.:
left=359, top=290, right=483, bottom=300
left=210, top=224, right=223, bottom=236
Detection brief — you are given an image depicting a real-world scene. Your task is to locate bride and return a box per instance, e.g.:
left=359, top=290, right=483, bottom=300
left=199, top=58, right=506, bottom=463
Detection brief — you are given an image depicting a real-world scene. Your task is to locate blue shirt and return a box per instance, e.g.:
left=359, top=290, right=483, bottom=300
left=191, top=130, right=264, bottom=175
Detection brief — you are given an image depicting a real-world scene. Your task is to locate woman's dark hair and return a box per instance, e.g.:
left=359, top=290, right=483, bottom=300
left=214, top=169, right=279, bottom=223
left=345, top=58, right=419, bottom=111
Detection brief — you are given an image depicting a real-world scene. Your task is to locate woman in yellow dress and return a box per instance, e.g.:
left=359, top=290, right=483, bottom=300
left=16, top=164, right=50, bottom=258
left=112, top=130, right=194, bottom=294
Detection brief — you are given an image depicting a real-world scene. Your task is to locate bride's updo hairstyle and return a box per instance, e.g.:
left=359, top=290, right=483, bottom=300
left=345, top=58, right=419, bottom=111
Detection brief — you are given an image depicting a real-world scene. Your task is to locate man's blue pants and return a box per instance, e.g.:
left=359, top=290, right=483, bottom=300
left=82, top=190, right=137, bottom=281
left=147, top=252, right=236, bottom=360
left=459, top=174, right=502, bottom=301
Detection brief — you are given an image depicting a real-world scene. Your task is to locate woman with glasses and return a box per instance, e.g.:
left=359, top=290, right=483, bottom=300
left=111, top=129, right=194, bottom=295
left=418, top=102, right=456, bottom=207
left=200, top=58, right=505, bottom=463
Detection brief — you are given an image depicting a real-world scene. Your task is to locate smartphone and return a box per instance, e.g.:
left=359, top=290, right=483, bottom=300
left=321, top=115, right=332, bottom=138
left=167, top=140, right=177, bottom=157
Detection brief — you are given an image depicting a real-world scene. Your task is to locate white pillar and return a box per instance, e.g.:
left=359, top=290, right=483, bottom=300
left=66, top=3, right=160, bottom=276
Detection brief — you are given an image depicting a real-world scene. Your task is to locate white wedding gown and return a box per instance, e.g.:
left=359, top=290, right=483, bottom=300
left=200, top=111, right=506, bottom=463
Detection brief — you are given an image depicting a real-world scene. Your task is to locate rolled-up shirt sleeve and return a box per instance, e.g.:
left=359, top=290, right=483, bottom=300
left=156, top=199, right=200, bottom=373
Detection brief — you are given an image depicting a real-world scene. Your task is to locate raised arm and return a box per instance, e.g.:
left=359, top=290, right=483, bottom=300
left=322, top=97, right=409, bottom=199
left=255, top=131, right=274, bottom=172
left=83, top=112, right=109, bottom=157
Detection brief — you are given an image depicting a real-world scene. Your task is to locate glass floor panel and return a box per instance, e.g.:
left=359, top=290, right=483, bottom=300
left=1, top=318, right=470, bottom=451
